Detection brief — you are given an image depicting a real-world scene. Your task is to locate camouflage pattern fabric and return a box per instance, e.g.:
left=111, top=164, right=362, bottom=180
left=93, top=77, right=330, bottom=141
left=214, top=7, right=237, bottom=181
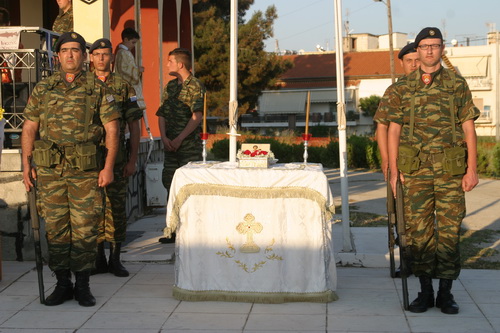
left=156, top=75, right=205, bottom=191
left=381, top=67, right=480, bottom=279
left=374, top=82, right=398, bottom=126
left=24, top=70, right=120, bottom=272
left=37, top=167, right=103, bottom=272
left=52, top=7, right=73, bottom=34
left=97, top=73, right=142, bottom=243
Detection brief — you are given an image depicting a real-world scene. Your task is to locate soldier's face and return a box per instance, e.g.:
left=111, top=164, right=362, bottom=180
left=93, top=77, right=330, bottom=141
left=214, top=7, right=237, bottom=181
left=400, top=52, right=420, bottom=75
left=56, top=0, right=71, bottom=11
left=417, top=38, right=444, bottom=69
left=90, top=49, right=113, bottom=72
left=167, top=55, right=181, bottom=76
left=58, top=42, right=85, bottom=74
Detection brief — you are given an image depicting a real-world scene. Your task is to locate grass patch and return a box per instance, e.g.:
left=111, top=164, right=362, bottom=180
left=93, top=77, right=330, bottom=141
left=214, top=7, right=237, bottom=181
left=460, top=229, right=500, bottom=269
left=335, top=205, right=500, bottom=270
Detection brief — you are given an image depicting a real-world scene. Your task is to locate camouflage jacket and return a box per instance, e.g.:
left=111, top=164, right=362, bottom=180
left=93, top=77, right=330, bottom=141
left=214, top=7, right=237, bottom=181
left=156, top=74, right=205, bottom=141
left=380, top=67, right=480, bottom=154
left=102, top=72, right=142, bottom=141
left=24, top=71, right=120, bottom=146
left=52, top=7, right=73, bottom=34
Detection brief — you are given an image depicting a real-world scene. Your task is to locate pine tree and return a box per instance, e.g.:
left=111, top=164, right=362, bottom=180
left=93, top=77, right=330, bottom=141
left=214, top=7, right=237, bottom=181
left=193, top=0, right=292, bottom=117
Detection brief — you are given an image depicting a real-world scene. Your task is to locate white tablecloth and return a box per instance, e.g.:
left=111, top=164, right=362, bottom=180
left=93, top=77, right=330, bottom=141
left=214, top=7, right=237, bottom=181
left=165, top=162, right=337, bottom=303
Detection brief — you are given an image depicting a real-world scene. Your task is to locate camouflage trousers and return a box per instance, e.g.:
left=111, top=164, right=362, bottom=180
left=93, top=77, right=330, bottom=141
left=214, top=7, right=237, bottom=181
left=402, top=159, right=465, bottom=280
left=98, top=162, right=128, bottom=243
left=37, top=163, right=103, bottom=272
left=162, top=147, right=202, bottom=193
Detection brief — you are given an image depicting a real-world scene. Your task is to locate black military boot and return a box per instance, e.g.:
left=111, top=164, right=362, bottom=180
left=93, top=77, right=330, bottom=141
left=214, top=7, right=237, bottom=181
left=45, top=269, right=73, bottom=306
left=91, top=242, right=108, bottom=275
left=408, top=276, right=434, bottom=313
left=74, top=271, right=96, bottom=307
left=108, top=243, right=129, bottom=277
left=436, top=279, right=459, bottom=314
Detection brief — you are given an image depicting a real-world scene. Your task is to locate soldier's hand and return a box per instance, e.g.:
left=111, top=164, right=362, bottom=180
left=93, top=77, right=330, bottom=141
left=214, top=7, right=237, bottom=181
left=170, top=137, right=182, bottom=151
left=163, top=138, right=175, bottom=152
left=123, top=161, right=137, bottom=177
left=23, top=167, right=37, bottom=192
left=462, top=169, right=479, bottom=192
left=98, top=168, right=114, bottom=187
left=382, top=159, right=389, bottom=181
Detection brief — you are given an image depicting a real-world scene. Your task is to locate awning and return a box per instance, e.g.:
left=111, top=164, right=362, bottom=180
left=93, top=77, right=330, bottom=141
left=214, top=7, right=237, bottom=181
left=449, top=56, right=489, bottom=77
left=259, top=89, right=353, bottom=114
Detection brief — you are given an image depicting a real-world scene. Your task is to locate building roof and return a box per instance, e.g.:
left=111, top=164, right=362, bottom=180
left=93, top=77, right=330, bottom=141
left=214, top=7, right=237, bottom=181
left=277, top=51, right=405, bottom=89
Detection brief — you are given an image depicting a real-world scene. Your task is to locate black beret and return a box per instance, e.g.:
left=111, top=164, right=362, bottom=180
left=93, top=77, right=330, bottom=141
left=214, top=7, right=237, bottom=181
left=414, top=27, right=443, bottom=46
left=89, top=38, right=112, bottom=54
left=55, top=32, right=86, bottom=52
left=398, top=42, right=417, bottom=59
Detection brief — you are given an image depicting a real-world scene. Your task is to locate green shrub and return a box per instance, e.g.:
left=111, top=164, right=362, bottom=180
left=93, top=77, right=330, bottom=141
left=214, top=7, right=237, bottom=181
left=321, top=141, right=340, bottom=168
left=493, top=143, right=500, bottom=177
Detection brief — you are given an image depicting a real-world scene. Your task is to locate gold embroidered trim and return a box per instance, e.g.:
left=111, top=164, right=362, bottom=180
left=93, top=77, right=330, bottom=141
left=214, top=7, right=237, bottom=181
left=164, top=184, right=335, bottom=236
left=172, top=285, right=338, bottom=303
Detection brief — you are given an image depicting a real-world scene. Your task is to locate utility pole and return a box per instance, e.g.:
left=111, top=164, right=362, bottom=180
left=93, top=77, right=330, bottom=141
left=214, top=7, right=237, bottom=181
left=374, top=0, right=395, bottom=83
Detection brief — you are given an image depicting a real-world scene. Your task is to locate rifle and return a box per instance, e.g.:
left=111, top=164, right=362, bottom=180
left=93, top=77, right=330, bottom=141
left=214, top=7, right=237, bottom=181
left=395, top=172, right=409, bottom=311
left=387, top=172, right=397, bottom=278
left=27, top=159, right=45, bottom=304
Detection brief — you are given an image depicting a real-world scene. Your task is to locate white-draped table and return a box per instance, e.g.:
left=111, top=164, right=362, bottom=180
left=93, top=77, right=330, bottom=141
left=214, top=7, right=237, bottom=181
left=164, top=161, right=337, bottom=303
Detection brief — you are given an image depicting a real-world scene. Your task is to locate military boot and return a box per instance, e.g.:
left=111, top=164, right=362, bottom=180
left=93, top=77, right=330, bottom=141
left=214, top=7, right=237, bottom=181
left=436, top=279, right=459, bottom=314
left=91, top=242, right=108, bottom=275
left=108, top=243, right=129, bottom=277
left=74, top=271, right=96, bottom=307
left=408, top=276, right=434, bottom=313
left=45, top=269, right=73, bottom=306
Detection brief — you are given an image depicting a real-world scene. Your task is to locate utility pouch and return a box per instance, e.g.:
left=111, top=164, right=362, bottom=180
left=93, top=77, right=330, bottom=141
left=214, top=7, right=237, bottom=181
left=32, top=140, right=60, bottom=167
left=443, top=146, right=466, bottom=176
left=397, top=144, right=420, bottom=174
left=74, top=142, right=97, bottom=171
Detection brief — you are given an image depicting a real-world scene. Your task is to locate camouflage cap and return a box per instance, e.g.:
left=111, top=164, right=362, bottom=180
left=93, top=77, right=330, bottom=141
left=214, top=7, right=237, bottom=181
left=398, top=42, right=417, bottom=59
left=89, top=38, right=112, bottom=54
left=55, top=32, right=86, bottom=52
left=414, top=27, right=443, bottom=46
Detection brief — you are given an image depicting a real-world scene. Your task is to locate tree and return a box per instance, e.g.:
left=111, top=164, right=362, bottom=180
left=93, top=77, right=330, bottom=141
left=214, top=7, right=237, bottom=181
left=359, top=95, right=381, bottom=118
left=193, top=0, right=292, bottom=117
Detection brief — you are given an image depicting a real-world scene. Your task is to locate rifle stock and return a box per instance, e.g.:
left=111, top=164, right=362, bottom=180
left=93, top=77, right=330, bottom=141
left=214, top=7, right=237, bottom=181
left=27, top=162, right=45, bottom=304
left=395, top=173, right=409, bottom=311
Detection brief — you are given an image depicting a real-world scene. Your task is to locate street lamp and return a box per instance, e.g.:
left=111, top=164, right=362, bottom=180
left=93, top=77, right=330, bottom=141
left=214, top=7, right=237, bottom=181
left=374, top=0, right=395, bottom=83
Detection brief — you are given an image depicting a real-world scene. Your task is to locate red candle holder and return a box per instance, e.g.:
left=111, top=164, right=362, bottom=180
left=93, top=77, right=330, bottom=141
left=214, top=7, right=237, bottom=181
left=302, top=133, right=312, bottom=141
left=200, top=132, right=209, bottom=140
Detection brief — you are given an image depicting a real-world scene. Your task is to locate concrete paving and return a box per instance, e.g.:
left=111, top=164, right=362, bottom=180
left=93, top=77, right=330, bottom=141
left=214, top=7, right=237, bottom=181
left=1, top=169, right=499, bottom=332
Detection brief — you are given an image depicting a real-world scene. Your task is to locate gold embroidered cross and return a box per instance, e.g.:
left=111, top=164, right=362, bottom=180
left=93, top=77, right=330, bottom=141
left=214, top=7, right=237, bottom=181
left=236, top=213, right=263, bottom=253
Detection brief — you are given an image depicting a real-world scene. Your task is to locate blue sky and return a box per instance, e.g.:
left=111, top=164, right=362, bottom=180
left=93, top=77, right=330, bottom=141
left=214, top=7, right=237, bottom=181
left=248, top=0, right=500, bottom=52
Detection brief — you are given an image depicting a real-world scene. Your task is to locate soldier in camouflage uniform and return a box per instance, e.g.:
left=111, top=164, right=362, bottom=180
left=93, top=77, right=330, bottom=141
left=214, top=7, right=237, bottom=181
left=21, top=32, right=120, bottom=307
left=382, top=27, right=479, bottom=314
left=156, top=48, right=205, bottom=244
left=374, top=42, right=420, bottom=278
left=89, top=38, right=143, bottom=277
left=52, top=0, right=73, bottom=34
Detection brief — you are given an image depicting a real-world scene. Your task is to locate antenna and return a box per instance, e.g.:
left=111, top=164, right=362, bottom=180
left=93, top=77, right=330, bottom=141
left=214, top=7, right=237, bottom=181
left=275, top=39, right=281, bottom=55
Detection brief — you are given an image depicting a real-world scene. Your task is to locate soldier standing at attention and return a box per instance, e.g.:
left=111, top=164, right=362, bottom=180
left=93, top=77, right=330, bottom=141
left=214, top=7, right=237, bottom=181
left=21, top=32, right=120, bottom=307
left=156, top=48, right=205, bottom=244
left=383, top=27, right=479, bottom=314
left=89, top=38, right=143, bottom=277
left=52, top=0, right=73, bottom=34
